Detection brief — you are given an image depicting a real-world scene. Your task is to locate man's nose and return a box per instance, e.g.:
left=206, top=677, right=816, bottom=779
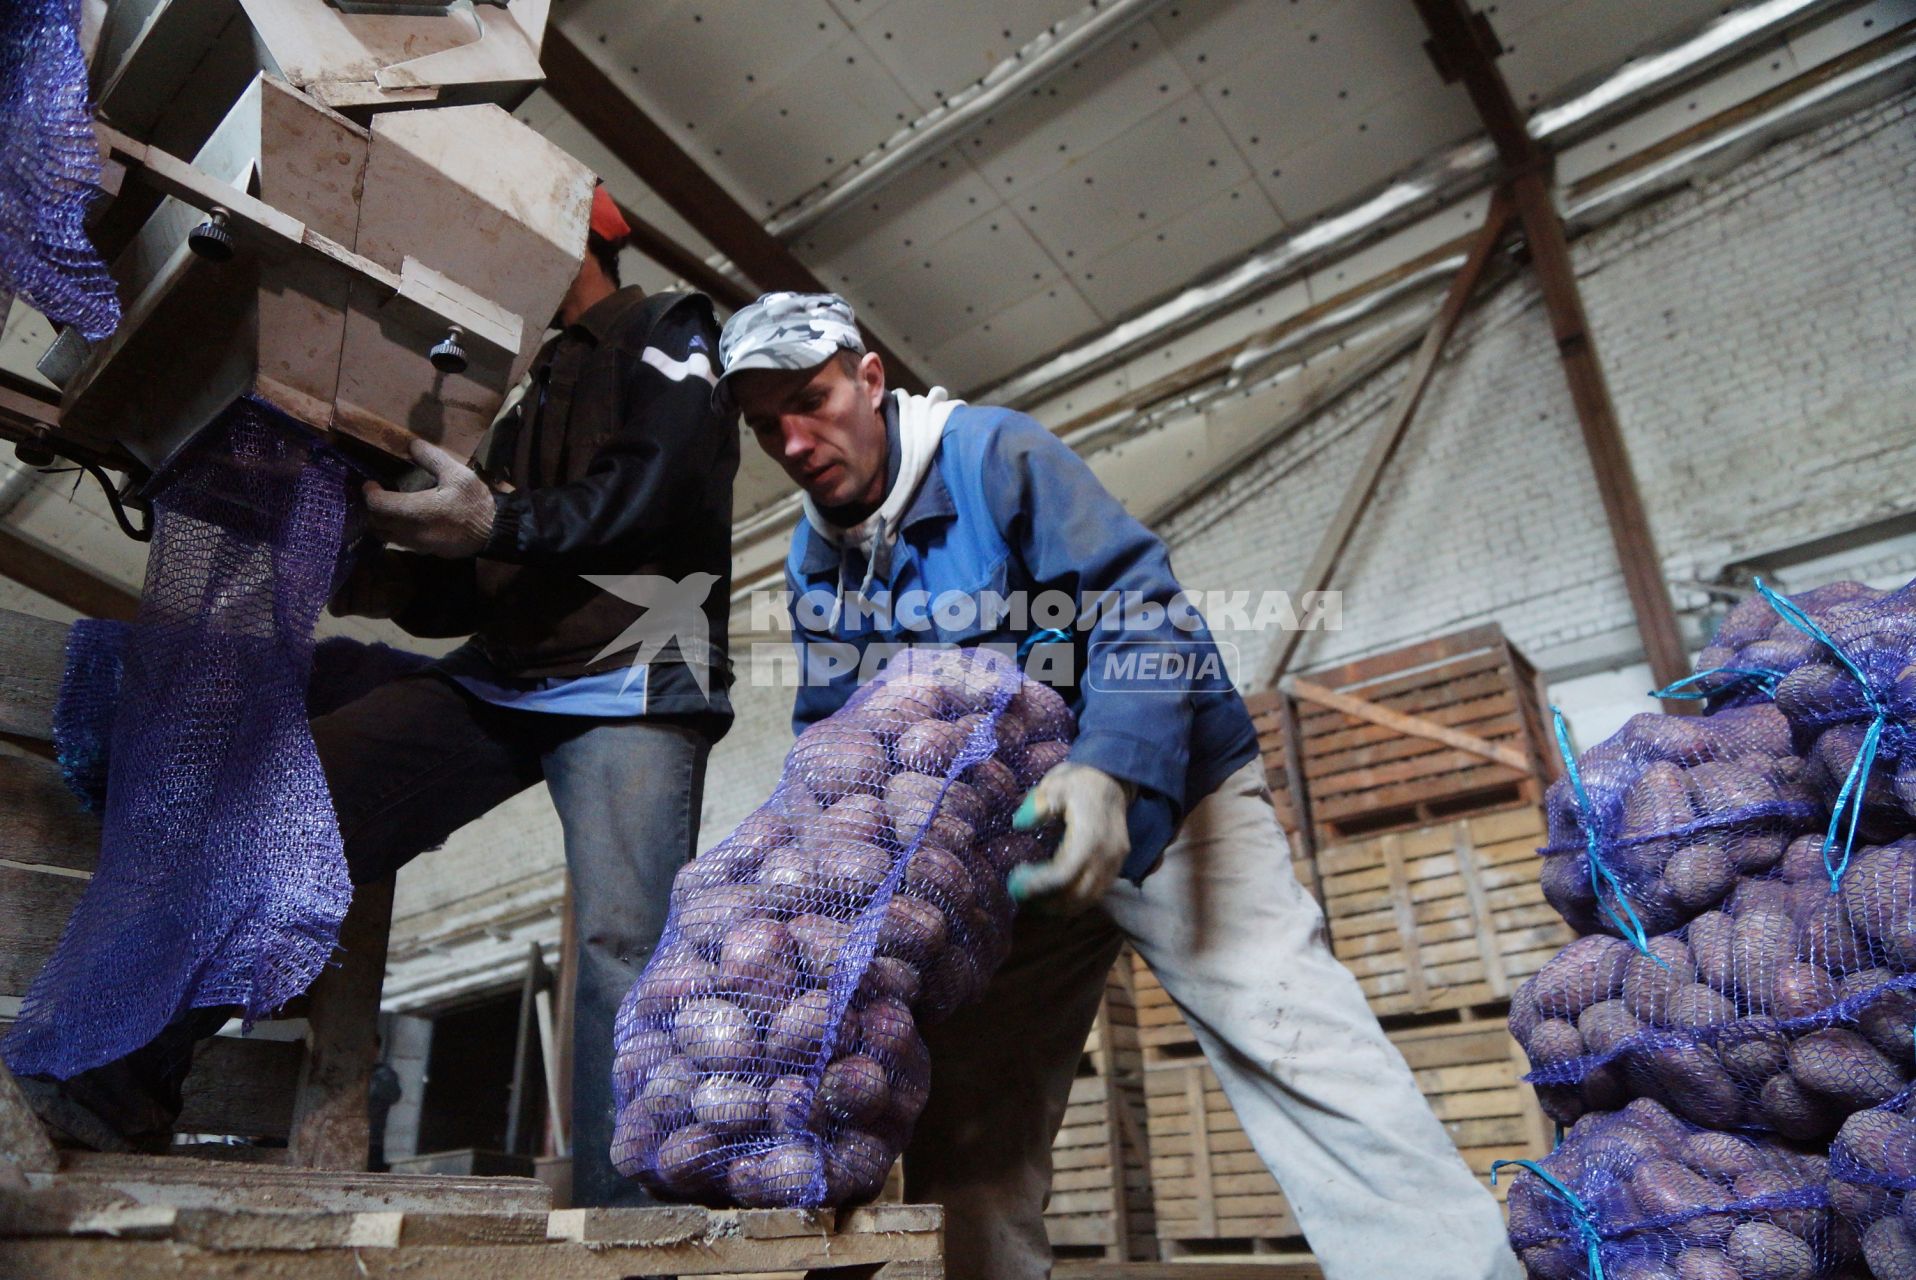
left=780, top=419, right=814, bottom=461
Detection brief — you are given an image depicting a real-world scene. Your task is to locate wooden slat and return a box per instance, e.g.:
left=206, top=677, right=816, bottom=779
left=0, top=534, right=139, bottom=627
left=1305, top=624, right=1509, bottom=693
left=1290, top=679, right=1527, bottom=772
left=0, top=608, right=72, bottom=741
left=0, top=753, right=100, bottom=873
left=1376, top=833, right=1429, bottom=1009
left=1450, top=819, right=1511, bottom=1000
left=288, top=877, right=394, bottom=1171
left=0, top=864, right=85, bottom=994
left=49, top=1152, right=553, bottom=1215
left=177, top=1036, right=303, bottom=1141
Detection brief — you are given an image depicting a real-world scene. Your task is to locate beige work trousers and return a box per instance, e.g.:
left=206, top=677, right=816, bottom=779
left=904, top=760, right=1522, bottom=1280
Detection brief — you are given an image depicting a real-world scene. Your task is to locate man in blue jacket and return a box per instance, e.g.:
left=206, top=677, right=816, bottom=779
left=715, top=293, right=1519, bottom=1280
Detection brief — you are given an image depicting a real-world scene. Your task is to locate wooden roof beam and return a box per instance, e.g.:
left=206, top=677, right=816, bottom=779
left=1412, top=0, right=1693, bottom=701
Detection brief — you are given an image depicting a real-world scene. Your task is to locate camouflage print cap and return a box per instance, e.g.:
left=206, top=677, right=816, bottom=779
left=713, top=291, right=865, bottom=411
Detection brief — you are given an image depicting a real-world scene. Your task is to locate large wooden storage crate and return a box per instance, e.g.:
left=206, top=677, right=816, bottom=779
left=1317, top=805, right=1571, bottom=1019
left=1143, top=1059, right=1301, bottom=1256
left=1291, top=624, right=1552, bottom=845
left=1044, top=955, right=1156, bottom=1261
left=1386, top=1015, right=1554, bottom=1202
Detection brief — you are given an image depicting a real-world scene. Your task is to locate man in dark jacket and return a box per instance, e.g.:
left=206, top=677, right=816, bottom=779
left=315, top=188, right=736, bottom=1205
left=32, top=190, right=735, bottom=1208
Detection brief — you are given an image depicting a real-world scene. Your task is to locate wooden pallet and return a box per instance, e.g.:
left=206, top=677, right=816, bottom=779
left=1046, top=954, right=1156, bottom=1262
left=1290, top=625, right=1552, bottom=846
left=1384, top=1015, right=1553, bottom=1204
left=1317, top=806, right=1571, bottom=1019
left=0, top=1151, right=943, bottom=1278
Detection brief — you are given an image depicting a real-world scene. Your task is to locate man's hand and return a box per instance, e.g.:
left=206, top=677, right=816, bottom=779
left=363, top=439, right=496, bottom=559
left=1007, top=763, right=1133, bottom=914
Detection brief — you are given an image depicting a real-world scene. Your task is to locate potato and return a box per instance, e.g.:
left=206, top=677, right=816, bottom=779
left=1837, top=1107, right=1916, bottom=1179
left=1864, top=1218, right=1916, bottom=1280
left=1840, top=842, right=1916, bottom=965
left=1619, top=1097, right=1690, bottom=1149
left=1729, top=909, right=1794, bottom=1005
left=791, top=723, right=891, bottom=802
left=1800, top=893, right=1870, bottom=973
left=1729, top=1170, right=1820, bottom=1242
left=876, top=894, right=947, bottom=964
left=766, top=989, right=840, bottom=1065
left=1638, top=1043, right=1742, bottom=1127
left=1623, top=760, right=1697, bottom=838
left=856, top=955, right=922, bottom=1007
left=693, top=1075, right=768, bottom=1135
left=1016, top=739, right=1072, bottom=790
left=1622, top=714, right=1717, bottom=762
left=1717, top=1018, right=1788, bottom=1083
left=1724, top=1221, right=1816, bottom=1280
left=1787, top=1028, right=1904, bottom=1110
left=788, top=913, right=853, bottom=980
left=922, top=946, right=986, bottom=1016
left=1768, top=962, right=1840, bottom=1020
left=760, top=1138, right=827, bottom=1202
left=902, top=843, right=978, bottom=915
left=1673, top=1249, right=1740, bottom=1280
left=758, top=846, right=824, bottom=900
left=1578, top=1000, right=1645, bottom=1057
left=1607, top=1259, right=1679, bottom=1280
left=826, top=1129, right=895, bottom=1203
left=855, top=671, right=952, bottom=735
left=1689, top=911, right=1738, bottom=994
left=1848, top=974, right=1916, bottom=1063
left=1662, top=842, right=1736, bottom=914
left=1523, top=1019, right=1585, bottom=1069
left=765, top=1074, right=817, bottom=1134
left=657, top=1122, right=726, bottom=1187
left=814, top=836, right=896, bottom=904
left=679, top=883, right=778, bottom=951
left=1623, top=936, right=1699, bottom=1022
left=955, top=709, right=1025, bottom=762
left=724, top=1151, right=774, bottom=1207
left=1778, top=835, right=1827, bottom=883
left=895, top=718, right=966, bottom=775
left=674, top=997, right=760, bottom=1072
left=855, top=996, right=919, bottom=1066
left=883, top=771, right=947, bottom=836
left=1758, top=1071, right=1839, bottom=1141
left=980, top=831, right=1046, bottom=876
left=1631, top=1159, right=1734, bottom=1244
left=1774, top=662, right=1845, bottom=723
left=1529, top=935, right=1634, bottom=1019
left=963, top=757, right=1022, bottom=828
left=1007, top=680, right=1074, bottom=745
left=1725, top=830, right=1788, bottom=875
left=819, top=1053, right=890, bottom=1128
left=719, top=918, right=798, bottom=991
left=1678, top=1130, right=1763, bottom=1180
left=637, top=1054, right=699, bottom=1124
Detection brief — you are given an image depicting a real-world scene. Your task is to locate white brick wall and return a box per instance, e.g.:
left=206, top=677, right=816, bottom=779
left=1161, top=87, right=1916, bottom=685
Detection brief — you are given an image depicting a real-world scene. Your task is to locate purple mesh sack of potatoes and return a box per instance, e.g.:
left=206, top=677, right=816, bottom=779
left=1539, top=704, right=1822, bottom=940
left=1828, top=1086, right=1916, bottom=1280
left=1673, top=582, right=1887, bottom=710
left=609, top=647, right=1074, bottom=1207
left=1503, top=1098, right=1856, bottom=1280
left=1511, top=836, right=1916, bottom=1139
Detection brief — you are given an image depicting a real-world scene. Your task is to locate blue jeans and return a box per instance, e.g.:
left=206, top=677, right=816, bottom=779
left=309, top=668, right=717, bottom=1205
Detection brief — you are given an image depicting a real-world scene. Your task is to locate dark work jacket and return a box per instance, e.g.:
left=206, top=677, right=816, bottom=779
left=385, top=288, right=737, bottom=712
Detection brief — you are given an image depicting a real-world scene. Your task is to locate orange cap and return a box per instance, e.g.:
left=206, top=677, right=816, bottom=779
left=590, top=184, right=631, bottom=242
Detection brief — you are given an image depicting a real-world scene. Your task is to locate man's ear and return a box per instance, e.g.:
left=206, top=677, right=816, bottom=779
left=860, top=350, right=887, bottom=412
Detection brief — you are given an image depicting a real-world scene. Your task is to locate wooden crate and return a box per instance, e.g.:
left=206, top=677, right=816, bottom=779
left=1142, top=1060, right=1299, bottom=1256
left=0, top=1150, right=944, bottom=1279
left=1385, top=1015, right=1553, bottom=1203
left=1292, top=624, right=1552, bottom=845
left=1240, top=690, right=1302, bottom=844
left=1045, top=954, right=1156, bottom=1262
left=1318, top=806, right=1570, bottom=1019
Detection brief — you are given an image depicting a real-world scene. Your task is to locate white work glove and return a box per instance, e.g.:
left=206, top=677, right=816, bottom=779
left=1007, top=763, right=1134, bottom=914
left=363, top=438, right=496, bottom=559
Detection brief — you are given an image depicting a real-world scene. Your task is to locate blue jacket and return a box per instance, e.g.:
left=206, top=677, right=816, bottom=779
left=785, top=402, right=1259, bottom=880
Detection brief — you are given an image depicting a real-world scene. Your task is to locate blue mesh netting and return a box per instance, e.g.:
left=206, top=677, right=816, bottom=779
left=1502, top=1099, right=1852, bottom=1279
left=610, top=646, right=1071, bottom=1207
left=52, top=625, right=434, bottom=812
left=3, top=399, right=356, bottom=1079
left=0, top=0, right=120, bottom=342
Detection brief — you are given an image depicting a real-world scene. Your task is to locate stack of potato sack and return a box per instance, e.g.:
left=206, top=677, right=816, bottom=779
left=1504, top=578, right=1916, bottom=1279
left=609, top=647, right=1074, bottom=1208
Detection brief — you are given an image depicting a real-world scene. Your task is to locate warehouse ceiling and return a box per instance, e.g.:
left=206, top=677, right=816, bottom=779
left=525, top=0, right=1794, bottom=523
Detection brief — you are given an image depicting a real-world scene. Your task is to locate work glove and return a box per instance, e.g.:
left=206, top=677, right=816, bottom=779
left=363, top=438, right=496, bottom=559
left=1007, top=763, right=1134, bottom=914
